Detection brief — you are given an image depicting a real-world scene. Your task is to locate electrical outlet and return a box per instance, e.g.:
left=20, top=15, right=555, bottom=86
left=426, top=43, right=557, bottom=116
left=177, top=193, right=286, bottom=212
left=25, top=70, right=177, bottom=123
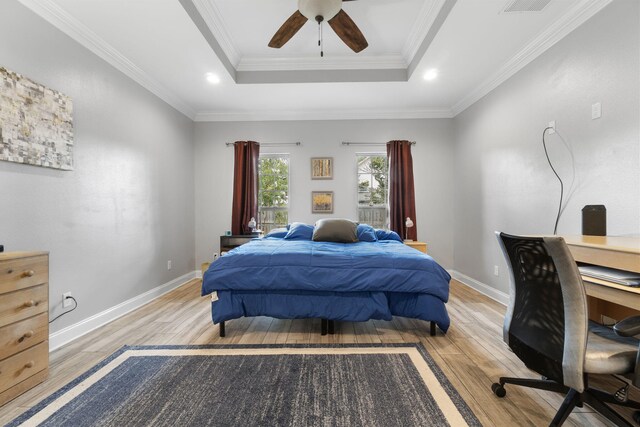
left=167, top=260, right=172, bottom=270
left=62, top=292, right=73, bottom=308
left=548, top=121, right=556, bottom=134
left=494, top=265, right=499, bottom=276
left=213, top=253, right=219, bottom=262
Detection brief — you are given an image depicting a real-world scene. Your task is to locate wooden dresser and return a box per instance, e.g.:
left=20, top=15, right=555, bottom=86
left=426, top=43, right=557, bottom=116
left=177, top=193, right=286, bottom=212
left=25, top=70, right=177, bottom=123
left=0, top=252, right=49, bottom=406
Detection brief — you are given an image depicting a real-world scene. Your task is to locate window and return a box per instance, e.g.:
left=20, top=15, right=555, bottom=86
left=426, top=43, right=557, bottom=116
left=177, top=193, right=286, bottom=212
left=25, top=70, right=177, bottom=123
left=258, top=154, right=289, bottom=232
left=357, top=154, right=388, bottom=229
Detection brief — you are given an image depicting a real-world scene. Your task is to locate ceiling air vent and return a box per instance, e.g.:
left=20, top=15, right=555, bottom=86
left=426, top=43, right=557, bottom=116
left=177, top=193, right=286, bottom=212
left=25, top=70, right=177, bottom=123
left=502, top=0, right=552, bottom=13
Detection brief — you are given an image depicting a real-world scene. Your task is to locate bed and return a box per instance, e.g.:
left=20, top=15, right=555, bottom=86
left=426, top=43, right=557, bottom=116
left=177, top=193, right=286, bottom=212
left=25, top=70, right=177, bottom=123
left=201, top=223, right=451, bottom=337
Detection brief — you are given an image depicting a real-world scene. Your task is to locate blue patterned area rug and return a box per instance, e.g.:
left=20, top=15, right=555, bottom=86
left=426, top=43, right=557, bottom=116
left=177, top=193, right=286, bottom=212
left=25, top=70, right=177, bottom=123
left=9, top=344, right=481, bottom=427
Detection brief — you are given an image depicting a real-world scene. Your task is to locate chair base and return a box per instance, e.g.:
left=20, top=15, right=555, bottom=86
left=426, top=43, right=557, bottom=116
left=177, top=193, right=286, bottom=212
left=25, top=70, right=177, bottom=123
left=492, top=376, right=640, bottom=426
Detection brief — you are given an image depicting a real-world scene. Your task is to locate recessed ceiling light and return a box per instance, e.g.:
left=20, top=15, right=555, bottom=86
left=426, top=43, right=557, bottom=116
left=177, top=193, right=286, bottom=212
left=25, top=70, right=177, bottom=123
left=206, top=73, right=220, bottom=84
left=423, top=69, right=438, bottom=81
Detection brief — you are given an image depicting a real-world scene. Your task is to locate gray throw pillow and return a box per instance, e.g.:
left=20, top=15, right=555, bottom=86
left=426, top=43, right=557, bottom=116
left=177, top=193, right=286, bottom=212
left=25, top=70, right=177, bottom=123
left=312, top=218, right=358, bottom=243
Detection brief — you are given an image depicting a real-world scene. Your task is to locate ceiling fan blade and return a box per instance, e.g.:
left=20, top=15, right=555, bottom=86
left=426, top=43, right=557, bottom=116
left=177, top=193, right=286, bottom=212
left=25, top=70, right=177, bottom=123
left=327, top=9, right=368, bottom=53
left=268, top=10, right=308, bottom=48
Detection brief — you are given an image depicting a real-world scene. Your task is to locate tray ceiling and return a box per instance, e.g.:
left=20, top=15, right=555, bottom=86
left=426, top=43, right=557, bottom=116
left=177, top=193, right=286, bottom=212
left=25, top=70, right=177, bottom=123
left=18, top=0, right=610, bottom=120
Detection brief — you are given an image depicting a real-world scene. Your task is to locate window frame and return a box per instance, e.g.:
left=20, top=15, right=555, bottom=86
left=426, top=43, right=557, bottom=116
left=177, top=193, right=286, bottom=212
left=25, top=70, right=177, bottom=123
left=258, top=153, right=290, bottom=232
left=355, top=152, right=389, bottom=229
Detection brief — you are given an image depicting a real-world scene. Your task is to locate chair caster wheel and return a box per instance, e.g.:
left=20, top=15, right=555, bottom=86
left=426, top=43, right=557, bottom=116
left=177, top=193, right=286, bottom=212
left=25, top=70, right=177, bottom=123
left=492, top=383, right=506, bottom=398
left=633, top=411, right=640, bottom=424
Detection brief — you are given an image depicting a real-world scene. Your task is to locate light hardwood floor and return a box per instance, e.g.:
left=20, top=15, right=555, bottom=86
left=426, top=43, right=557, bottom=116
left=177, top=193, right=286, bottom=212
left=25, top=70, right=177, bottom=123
left=0, top=279, right=635, bottom=425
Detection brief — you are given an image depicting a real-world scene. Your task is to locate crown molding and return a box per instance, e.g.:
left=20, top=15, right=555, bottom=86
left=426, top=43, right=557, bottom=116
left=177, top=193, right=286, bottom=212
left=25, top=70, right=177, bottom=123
left=18, top=0, right=196, bottom=120
left=402, top=0, right=447, bottom=63
left=194, top=108, right=454, bottom=122
left=450, top=0, right=612, bottom=117
left=192, top=0, right=241, bottom=68
left=237, top=55, right=407, bottom=72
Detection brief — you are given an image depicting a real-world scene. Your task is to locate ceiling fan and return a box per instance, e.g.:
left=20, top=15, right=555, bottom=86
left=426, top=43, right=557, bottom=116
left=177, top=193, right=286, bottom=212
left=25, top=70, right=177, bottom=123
left=268, top=0, right=368, bottom=56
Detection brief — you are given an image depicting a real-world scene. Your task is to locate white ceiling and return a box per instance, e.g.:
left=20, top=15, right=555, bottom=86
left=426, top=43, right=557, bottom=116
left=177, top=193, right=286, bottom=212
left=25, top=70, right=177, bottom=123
left=18, top=0, right=611, bottom=121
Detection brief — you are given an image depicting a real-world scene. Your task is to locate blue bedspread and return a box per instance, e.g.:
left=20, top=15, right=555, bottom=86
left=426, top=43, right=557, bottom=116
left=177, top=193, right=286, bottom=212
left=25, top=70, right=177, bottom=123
left=202, top=239, right=451, bottom=300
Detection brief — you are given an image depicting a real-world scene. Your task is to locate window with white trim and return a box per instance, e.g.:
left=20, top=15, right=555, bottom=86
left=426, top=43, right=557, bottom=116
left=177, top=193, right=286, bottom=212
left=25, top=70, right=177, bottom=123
left=258, top=154, right=289, bottom=232
left=357, top=153, right=388, bottom=229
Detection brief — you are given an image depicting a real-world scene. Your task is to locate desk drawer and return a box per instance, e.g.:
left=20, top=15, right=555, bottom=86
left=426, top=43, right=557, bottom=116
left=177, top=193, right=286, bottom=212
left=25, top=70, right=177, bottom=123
left=0, top=256, right=48, bottom=295
left=0, top=341, right=48, bottom=394
left=0, top=285, right=48, bottom=328
left=0, top=313, right=48, bottom=360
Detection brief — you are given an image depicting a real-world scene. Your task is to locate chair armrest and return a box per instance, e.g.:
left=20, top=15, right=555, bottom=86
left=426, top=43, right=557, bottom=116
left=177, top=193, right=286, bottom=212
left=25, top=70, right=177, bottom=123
left=613, top=316, right=640, bottom=337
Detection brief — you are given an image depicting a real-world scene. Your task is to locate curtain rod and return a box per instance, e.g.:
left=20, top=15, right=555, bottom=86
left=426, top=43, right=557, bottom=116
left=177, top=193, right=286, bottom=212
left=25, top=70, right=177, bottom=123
left=225, top=142, right=301, bottom=147
left=341, top=141, right=416, bottom=146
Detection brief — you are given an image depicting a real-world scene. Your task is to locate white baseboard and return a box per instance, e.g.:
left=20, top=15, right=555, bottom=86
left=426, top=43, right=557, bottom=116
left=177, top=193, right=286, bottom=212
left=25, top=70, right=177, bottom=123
left=49, top=270, right=197, bottom=352
left=449, top=270, right=509, bottom=306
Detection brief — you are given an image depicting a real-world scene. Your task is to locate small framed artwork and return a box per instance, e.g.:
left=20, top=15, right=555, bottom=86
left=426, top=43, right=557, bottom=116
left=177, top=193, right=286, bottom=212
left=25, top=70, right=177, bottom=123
left=312, top=191, right=334, bottom=214
left=311, top=157, right=333, bottom=180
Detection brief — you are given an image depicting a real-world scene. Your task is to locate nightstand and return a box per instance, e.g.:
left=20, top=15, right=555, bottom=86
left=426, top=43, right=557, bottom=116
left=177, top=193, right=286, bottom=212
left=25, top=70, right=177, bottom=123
left=404, top=241, right=427, bottom=253
left=220, top=234, right=262, bottom=253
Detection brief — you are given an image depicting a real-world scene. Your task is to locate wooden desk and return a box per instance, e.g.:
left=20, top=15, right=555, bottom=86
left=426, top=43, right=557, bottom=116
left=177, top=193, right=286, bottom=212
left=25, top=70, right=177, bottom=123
left=563, top=235, right=640, bottom=322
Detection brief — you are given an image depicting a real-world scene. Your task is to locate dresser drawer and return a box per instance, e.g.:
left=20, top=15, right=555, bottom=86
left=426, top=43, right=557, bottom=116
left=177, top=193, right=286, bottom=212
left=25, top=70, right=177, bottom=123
left=0, top=341, right=48, bottom=395
left=0, top=285, right=48, bottom=328
left=0, top=255, right=48, bottom=295
left=0, top=313, right=48, bottom=360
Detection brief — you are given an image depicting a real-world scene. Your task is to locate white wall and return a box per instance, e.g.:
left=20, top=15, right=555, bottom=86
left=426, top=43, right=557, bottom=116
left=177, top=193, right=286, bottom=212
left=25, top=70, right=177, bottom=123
left=194, top=119, right=455, bottom=268
left=0, top=2, right=196, bottom=333
left=453, top=0, right=640, bottom=293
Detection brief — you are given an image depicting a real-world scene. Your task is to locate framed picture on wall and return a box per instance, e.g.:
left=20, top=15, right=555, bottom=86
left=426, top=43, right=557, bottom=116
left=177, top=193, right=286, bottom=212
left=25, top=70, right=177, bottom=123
left=312, top=191, right=334, bottom=214
left=311, top=157, right=333, bottom=180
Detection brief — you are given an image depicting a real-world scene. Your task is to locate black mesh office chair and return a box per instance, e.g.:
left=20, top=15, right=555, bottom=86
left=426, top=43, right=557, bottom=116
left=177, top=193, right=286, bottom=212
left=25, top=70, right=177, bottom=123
left=492, top=232, right=640, bottom=426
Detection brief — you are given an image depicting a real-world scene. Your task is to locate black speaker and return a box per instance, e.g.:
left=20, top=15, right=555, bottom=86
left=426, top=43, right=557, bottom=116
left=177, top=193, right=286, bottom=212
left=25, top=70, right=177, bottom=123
left=0, top=245, right=3, bottom=253
left=582, top=205, right=606, bottom=236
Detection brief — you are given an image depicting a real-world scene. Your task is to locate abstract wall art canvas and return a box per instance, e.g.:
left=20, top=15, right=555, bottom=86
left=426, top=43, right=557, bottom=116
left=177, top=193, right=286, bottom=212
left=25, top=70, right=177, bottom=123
left=0, top=67, right=74, bottom=170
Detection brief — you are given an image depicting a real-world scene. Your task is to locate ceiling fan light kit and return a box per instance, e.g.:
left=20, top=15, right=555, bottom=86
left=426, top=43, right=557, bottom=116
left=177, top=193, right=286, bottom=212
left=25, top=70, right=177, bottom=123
left=268, top=0, right=368, bottom=56
left=299, top=0, right=342, bottom=21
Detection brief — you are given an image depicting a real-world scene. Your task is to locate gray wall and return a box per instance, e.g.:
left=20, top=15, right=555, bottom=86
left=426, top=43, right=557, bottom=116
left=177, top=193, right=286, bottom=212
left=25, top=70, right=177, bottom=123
left=194, top=119, right=456, bottom=268
left=2, top=0, right=636, bottom=337
left=0, top=2, right=195, bottom=332
left=453, top=0, right=640, bottom=293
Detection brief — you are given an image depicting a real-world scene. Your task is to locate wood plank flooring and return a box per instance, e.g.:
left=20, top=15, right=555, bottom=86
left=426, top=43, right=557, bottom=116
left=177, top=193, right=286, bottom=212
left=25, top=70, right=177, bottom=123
left=0, top=279, right=634, bottom=426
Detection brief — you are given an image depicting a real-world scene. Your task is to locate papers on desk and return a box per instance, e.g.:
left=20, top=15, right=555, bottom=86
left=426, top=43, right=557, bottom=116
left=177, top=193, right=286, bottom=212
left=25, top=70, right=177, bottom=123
left=578, top=265, right=640, bottom=287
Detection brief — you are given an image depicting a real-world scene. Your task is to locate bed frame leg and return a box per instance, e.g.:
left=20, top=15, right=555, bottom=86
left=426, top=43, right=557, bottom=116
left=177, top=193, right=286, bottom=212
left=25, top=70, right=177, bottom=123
left=430, top=321, right=436, bottom=336
left=219, top=321, right=226, bottom=337
left=328, top=320, right=335, bottom=335
left=321, top=319, right=328, bottom=335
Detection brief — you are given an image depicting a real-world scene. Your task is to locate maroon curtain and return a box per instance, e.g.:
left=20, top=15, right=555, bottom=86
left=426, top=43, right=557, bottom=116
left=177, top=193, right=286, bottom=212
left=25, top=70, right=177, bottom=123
left=231, top=141, right=260, bottom=235
left=387, top=140, right=417, bottom=240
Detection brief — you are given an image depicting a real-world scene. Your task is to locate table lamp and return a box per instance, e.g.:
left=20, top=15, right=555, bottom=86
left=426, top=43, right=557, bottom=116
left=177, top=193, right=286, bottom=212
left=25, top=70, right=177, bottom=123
left=405, top=217, right=414, bottom=241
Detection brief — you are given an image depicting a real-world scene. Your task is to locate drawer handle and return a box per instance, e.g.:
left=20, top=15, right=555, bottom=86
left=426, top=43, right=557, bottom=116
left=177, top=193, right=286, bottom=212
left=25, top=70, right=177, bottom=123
left=25, top=361, right=35, bottom=369
left=18, top=330, right=35, bottom=343
left=23, top=300, right=36, bottom=308
left=22, top=270, right=35, bottom=278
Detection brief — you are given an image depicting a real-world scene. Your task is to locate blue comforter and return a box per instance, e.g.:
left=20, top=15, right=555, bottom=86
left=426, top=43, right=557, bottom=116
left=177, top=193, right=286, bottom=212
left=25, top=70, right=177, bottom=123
left=202, top=238, right=450, bottom=301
